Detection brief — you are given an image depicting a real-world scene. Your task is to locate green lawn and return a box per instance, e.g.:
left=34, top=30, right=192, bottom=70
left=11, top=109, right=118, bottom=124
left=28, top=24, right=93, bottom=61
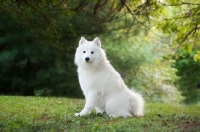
left=0, top=96, right=200, bottom=132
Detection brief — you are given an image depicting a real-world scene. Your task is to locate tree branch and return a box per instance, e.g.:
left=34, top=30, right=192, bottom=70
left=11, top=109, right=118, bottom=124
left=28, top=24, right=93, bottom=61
left=22, top=0, right=50, bottom=25
left=157, top=0, right=200, bottom=6
left=181, top=25, right=200, bottom=44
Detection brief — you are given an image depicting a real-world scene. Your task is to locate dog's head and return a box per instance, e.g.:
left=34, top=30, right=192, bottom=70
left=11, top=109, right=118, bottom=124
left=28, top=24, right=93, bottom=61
left=75, top=37, right=106, bottom=69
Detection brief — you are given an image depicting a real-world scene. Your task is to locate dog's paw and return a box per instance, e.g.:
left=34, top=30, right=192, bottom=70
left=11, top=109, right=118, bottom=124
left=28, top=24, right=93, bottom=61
left=96, top=112, right=103, bottom=116
left=134, top=113, right=144, bottom=117
left=75, top=113, right=80, bottom=117
left=109, top=114, right=118, bottom=118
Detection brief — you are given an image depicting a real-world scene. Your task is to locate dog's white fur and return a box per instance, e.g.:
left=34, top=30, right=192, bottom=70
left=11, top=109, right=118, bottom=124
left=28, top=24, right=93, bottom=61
left=74, top=37, right=144, bottom=118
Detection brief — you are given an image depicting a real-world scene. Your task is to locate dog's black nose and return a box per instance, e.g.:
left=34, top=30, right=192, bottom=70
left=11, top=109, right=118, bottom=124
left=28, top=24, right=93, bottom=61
left=85, top=57, right=90, bottom=61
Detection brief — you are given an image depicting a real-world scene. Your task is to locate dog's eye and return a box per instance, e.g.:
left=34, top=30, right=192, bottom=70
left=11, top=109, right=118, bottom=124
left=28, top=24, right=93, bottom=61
left=83, top=51, right=86, bottom=53
left=91, top=51, right=94, bottom=54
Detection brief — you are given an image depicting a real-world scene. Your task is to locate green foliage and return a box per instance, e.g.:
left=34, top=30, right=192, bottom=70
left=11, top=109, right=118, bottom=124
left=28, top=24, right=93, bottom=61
left=0, top=0, right=113, bottom=45
left=1, top=0, right=74, bottom=44
left=0, top=96, right=200, bottom=131
left=194, top=51, right=200, bottom=62
left=155, top=0, right=200, bottom=49
left=149, top=0, right=200, bottom=103
left=0, top=12, right=82, bottom=97
left=173, top=51, right=200, bottom=103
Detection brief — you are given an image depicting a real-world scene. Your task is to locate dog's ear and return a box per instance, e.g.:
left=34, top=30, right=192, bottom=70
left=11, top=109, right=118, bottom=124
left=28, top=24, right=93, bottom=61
left=93, top=37, right=101, bottom=47
left=79, top=37, right=87, bottom=46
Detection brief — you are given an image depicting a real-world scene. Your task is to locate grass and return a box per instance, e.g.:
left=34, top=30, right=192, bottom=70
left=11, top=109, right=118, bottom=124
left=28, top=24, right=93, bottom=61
left=0, top=96, right=200, bottom=132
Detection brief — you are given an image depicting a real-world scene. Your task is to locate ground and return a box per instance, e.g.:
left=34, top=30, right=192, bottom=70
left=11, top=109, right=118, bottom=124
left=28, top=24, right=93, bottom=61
left=0, top=96, right=200, bottom=131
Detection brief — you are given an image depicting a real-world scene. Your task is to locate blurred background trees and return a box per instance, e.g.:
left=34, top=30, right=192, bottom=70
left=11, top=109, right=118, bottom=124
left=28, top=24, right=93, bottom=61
left=0, top=0, right=200, bottom=104
left=0, top=12, right=82, bottom=97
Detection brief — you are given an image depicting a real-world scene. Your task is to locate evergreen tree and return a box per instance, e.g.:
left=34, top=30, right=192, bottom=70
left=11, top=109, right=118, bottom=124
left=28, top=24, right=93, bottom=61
left=0, top=12, right=82, bottom=97
left=174, top=51, right=200, bottom=103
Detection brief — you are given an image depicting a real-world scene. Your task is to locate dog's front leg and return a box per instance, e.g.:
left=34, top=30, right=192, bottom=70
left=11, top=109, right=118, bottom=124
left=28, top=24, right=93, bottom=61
left=75, top=92, right=100, bottom=117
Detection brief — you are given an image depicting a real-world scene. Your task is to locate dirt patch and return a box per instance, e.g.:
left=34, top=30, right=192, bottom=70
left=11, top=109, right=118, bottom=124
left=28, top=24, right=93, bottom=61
left=178, top=120, right=200, bottom=131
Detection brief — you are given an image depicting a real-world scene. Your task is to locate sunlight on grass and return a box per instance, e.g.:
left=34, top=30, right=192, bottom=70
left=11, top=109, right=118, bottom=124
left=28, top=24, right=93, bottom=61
left=0, top=96, right=200, bottom=131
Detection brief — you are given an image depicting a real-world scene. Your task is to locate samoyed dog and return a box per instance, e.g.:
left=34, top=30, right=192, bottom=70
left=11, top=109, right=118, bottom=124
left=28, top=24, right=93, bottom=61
left=74, top=37, right=144, bottom=118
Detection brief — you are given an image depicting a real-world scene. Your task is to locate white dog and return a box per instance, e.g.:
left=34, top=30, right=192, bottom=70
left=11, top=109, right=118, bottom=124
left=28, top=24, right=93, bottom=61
left=74, top=37, right=144, bottom=118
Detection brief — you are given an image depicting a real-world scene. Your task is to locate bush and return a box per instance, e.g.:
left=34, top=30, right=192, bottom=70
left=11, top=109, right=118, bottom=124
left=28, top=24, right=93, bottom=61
left=173, top=51, right=200, bottom=103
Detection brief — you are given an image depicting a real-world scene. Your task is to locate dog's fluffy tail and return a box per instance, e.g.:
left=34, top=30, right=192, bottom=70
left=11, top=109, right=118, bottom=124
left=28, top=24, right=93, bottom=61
left=128, top=89, right=144, bottom=116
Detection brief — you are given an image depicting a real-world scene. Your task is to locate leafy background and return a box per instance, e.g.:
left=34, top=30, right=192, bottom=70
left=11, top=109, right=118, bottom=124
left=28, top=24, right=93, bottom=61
left=0, top=0, right=200, bottom=104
